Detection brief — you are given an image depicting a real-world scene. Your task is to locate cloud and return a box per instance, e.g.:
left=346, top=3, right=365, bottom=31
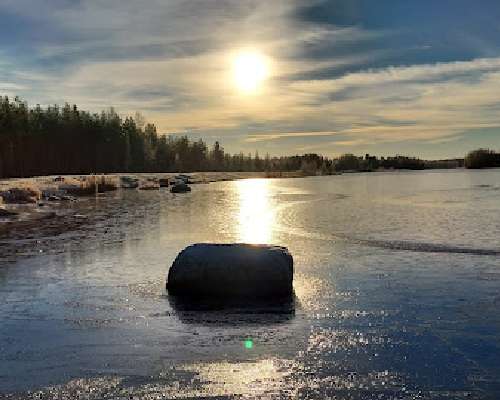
left=234, top=56, right=500, bottom=156
left=1, top=1, right=500, bottom=157
left=245, top=131, right=338, bottom=142
left=307, top=57, right=500, bottom=89
left=0, top=82, right=28, bottom=91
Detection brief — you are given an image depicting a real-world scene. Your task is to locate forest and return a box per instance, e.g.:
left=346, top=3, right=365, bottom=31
left=1, top=96, right=494, bottom=178
left=464, top=148, right=500, bottom=169
left=0, top=96, right=335, bottom=178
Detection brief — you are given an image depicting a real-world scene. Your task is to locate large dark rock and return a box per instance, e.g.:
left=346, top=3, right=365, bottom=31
left=167, top=243, right=293, bottom=298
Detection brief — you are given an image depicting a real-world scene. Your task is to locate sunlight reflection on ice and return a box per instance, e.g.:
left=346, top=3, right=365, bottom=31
left=14, top=359, right=408, bottom=399
left=183, top=359, right=286, bottom=395
left=237, top=179, right=275, bottom=244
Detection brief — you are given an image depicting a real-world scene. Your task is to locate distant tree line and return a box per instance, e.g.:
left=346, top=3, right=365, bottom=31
left=0, top=96, right=334, bottom=178
left=333, top=153, right=464, bottom=171
left=464, top=149, right=500, bottom=169
left=1, top=96, right=496, bottom=178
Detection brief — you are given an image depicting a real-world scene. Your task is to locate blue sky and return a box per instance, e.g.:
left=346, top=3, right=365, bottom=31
left=1, top=0, right=500, bottom=158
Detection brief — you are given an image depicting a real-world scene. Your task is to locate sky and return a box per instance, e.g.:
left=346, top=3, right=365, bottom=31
left=1, top=0, right=500, bottom=159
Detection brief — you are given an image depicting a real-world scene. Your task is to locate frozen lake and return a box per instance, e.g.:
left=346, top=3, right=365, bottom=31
left=1, top=169, right=500, bottom=399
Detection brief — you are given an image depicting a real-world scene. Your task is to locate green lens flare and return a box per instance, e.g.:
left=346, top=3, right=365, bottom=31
left=244, top=339, right=253, bottom=349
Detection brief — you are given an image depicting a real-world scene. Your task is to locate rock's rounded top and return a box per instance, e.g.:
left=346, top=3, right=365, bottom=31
left=179, top=242, right=291, bottom=256
left=167, top=243, right=293, bottom=298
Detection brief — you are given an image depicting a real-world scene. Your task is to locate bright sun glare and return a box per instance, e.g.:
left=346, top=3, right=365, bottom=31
left=232, top=51, right=269, bottom=93
left=237, top=179, right=274, bottom=244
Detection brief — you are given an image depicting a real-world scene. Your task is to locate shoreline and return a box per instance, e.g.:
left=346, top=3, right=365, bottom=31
left=0, top=167, right=490, bottom=247
left=0, top=171, right=310, bottom=245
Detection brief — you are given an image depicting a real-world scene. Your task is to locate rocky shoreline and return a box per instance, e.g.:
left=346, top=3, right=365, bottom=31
left=0, top=171, right=308, bottom=246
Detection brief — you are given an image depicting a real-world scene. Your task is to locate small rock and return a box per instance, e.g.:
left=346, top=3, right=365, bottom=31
left=170, top=183, right=191, bottom=193
left=174, top=174, right=192, bottom=184
left=0, top=188, right=39, bottom=204
left=120, top=176, right=139, bottom=189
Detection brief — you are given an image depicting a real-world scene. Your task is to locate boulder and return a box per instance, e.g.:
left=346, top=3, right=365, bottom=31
left=174, top=174, right=192, bottom=184
left=0, top=188, right=39, bottom=204
left=42, top=189, right=66, bottom=199
left=170, top=183, right=191, bottom=193
left=120, top=176, right=139, bottom=189
left=167, top=243, right=293, bottom=298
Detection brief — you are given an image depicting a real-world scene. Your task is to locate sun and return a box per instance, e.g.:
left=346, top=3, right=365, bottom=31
left=232, top=50, right=269, bottom=93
